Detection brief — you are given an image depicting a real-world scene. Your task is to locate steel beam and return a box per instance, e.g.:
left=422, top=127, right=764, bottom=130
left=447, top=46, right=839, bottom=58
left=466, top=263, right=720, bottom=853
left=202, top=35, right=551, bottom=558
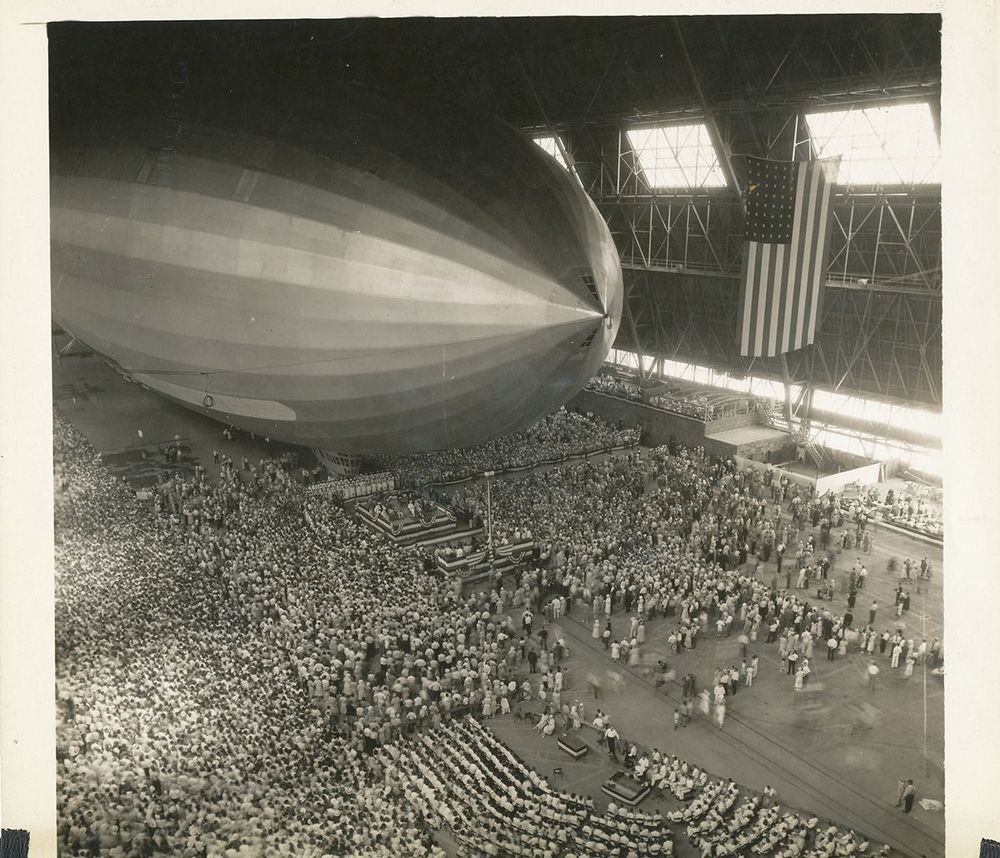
left=672, top=19, right=744, bottom=200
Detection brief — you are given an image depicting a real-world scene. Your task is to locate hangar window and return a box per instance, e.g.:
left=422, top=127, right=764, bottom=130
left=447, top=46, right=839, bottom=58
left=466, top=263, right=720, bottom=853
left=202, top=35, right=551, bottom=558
left=533, top=135, right=570, bottom=170
left=608, top=349, right=640, bottom=370
left=804, top=102, right=940, bottom=186
left=625, top=123, right=728, bottom=190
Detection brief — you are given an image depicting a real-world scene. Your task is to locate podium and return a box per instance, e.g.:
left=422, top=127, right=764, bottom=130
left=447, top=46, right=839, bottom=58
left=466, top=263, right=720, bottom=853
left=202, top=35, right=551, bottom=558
left=601, top=771, right=650, bottom=806
left=557, top=732, right=589, bottom=759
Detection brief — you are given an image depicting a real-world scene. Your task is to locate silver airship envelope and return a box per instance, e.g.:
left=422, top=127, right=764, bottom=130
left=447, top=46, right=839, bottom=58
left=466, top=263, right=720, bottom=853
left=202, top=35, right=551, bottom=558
left=50, top=85, right=623, bottom=454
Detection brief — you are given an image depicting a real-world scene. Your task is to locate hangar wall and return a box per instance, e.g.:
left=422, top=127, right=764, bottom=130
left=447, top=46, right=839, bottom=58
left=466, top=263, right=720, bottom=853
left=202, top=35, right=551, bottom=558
left=613, top=269, right=942, bottom=409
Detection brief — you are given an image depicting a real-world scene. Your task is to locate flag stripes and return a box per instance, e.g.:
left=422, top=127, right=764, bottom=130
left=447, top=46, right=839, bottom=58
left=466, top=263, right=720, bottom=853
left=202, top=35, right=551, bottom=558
left=737, top=158, right=838, bottom=357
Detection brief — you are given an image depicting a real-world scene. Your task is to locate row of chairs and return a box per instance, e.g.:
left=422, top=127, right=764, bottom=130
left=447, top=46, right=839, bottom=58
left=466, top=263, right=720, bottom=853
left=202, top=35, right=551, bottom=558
left=383, top=717, right=675, bottom=857
left=665, top=769, right=884, bottom=858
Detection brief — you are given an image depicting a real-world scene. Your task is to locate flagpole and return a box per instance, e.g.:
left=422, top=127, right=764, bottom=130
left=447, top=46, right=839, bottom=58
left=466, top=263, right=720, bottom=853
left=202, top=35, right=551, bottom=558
left=484, top=470, right=495, bottom=569
left=779, top=353, right=794, bottom=426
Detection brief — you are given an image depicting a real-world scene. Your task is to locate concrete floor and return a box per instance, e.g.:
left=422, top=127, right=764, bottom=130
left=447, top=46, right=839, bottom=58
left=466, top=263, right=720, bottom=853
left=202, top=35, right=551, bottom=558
left=52, top=339, right=946, bottom=858
left=487, top=514, right=944, bottom=858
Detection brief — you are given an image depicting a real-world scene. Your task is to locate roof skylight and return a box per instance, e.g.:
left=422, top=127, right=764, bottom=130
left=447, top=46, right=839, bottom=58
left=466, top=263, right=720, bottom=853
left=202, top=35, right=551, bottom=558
left=804, top=102, right=941, bottom=186
left=532, top=135, right=570, bottom=170
left=626, top=123, right=728, bottom=190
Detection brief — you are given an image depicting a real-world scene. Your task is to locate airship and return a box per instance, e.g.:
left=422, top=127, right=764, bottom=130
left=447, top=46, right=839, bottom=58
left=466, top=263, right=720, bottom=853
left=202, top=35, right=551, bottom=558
left=50, top=86, right=622, bottom=456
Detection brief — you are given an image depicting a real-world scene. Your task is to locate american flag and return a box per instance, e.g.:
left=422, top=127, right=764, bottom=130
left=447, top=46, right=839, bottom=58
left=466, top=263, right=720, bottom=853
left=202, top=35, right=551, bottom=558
left=737, top=156, right=840, bottom=357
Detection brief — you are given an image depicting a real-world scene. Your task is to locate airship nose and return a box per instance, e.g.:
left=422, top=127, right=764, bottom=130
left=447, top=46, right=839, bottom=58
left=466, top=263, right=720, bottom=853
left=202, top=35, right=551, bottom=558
left=560, top=193, right=624, bottom=388
left=49, top=90, right=626, bottom=454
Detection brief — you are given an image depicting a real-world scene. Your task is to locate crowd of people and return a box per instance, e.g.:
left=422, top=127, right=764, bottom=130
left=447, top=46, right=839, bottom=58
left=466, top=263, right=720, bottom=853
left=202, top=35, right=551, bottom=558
left=453, top=445, right=942, bottom=742
left=842, top=486, right=943, bottom=541
left=586, top=374, right=780, bottom=428
left=646, top=393, right=722, bottom=421
left=584, top=371, right=735, bottom=421
left=54, top=398, right=936, bottom=857
left=56, top=415, right=499, bottom=857
left=376, top=408, right=639, bottom=487
left=587, top=372, right=645, bottom=402
left=319, top=471, right=396, bottom=501
left=53, top=409, right=663, bottom=857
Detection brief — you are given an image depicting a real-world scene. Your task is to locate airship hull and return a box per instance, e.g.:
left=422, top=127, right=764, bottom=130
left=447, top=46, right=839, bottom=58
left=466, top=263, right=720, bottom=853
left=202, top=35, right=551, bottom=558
left=50, top=90, right=622, bottom=453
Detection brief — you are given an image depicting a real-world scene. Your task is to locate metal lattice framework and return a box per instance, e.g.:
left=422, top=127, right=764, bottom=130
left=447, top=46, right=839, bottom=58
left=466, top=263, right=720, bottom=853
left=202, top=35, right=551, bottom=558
left=585, top=136, right=941, bottom=298
left=537, top=17, right=943, bottom=413
left=557, top=114, right=943, bottom=409
left=615, top=269, right=941, bottom=409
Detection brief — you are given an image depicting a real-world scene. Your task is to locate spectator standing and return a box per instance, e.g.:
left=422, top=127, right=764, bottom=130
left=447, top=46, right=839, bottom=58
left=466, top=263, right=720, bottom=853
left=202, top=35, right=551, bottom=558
left=901, top=780, right=916, bottom=813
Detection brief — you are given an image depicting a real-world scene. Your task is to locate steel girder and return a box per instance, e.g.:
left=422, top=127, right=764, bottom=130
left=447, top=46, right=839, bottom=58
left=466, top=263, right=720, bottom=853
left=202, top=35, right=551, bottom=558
left=584, top=125, right=942, bottom=292
left=509, top=16, right=939, bottom=131
left=599, top=193, right=941, bottom=293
